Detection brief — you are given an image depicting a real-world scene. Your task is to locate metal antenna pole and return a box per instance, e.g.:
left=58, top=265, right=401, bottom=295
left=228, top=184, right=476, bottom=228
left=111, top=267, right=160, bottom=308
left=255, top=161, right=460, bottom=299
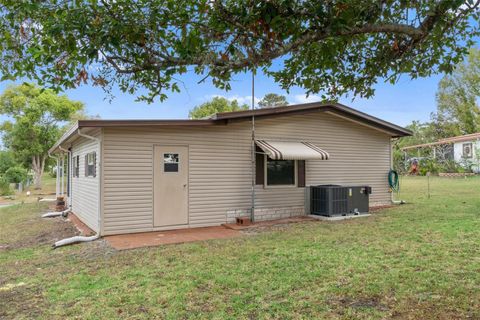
left=250, top=70, right=256, bottom=223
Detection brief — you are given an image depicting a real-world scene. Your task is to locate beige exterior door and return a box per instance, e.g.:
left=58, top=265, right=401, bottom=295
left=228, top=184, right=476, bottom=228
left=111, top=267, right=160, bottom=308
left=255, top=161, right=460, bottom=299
left=154, top=146, right=189, bottom=227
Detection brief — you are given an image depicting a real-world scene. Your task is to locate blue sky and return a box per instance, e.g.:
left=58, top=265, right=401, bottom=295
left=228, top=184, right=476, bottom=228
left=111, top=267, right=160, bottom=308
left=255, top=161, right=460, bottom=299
left=0, top=69, right=442, bottom=127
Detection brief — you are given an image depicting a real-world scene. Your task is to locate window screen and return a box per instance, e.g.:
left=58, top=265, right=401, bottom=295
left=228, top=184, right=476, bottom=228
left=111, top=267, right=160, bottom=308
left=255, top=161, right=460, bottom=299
left=266, top=159, right=295, bottom=185
left=164, top=153, right=179, bottom=172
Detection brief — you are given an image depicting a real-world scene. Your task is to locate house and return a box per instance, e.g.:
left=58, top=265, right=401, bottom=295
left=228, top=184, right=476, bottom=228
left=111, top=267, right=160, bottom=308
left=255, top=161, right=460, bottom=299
left=48, top=102, right=411, bottom=236
left=401, top=132, right=480, bottom=173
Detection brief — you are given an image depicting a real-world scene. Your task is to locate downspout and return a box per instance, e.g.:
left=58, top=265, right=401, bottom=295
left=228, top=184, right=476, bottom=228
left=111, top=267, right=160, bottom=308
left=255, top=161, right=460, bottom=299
left=58, top=145, right=72, bottom=208
left=45, top=136, right=100, bottom=248
left=47, top=152, right=59, bottom=198
left=77, top=129, right=103, bottom=236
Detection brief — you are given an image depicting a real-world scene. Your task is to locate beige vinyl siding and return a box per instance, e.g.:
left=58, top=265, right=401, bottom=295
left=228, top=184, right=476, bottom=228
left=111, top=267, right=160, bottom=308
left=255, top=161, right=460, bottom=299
left=254, top=112, right=391, bottom=207
left=102, top=111, right=392, bottom=235
left=102, top=123, right=251, bottom=235
left=71, top=129, right=101, bottom=232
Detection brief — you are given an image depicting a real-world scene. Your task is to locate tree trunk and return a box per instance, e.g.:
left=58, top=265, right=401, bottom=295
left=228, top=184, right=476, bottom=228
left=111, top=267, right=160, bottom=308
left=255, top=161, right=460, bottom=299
left=32, top=155, right=46, bottom=190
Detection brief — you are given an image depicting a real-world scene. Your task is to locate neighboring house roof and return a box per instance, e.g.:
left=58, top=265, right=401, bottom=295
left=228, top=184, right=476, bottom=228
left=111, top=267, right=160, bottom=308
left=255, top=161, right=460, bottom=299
left=49, top=102, right=412, bottom=154
left=438, top=132, right=480, bottom=144
left=401, top=132, right=480, bottom=151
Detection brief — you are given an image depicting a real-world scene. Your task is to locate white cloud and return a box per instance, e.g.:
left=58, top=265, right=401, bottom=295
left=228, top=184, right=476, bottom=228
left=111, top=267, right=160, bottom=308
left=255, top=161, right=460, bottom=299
left=291, top=94, right=323, bottom=104
left=203, top=94, right=260, bottom=107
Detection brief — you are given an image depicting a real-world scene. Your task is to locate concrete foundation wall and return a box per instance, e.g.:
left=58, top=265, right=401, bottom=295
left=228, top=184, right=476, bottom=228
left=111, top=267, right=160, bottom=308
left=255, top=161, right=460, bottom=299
left=227, top=206, right=305, bottom=223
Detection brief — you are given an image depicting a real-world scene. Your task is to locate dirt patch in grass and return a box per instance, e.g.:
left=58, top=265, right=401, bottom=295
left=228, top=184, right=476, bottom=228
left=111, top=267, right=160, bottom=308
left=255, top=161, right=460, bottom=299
left=0, top=284, right=46, bottom=319
left=1, top=217, right=79, bottom=251
left=71, top=239, right=117, bottom=260
left=336, top=296, right=389, bottom=311
left=390, top=300, right=478, bottom=320
left=240, top=220, right=317, bottom=235
left=241, top=223, right=294, bottom=235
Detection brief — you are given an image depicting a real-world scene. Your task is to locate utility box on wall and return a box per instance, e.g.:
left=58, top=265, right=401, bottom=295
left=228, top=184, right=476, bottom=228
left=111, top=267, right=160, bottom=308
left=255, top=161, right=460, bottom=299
left=310, top=185, right=371, bottom=217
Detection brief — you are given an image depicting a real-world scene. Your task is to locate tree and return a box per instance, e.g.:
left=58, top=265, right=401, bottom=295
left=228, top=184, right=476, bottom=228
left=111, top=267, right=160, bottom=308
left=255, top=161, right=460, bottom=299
left=393, top=120, right=447, bottom=173
left=0, top=150, right=16, bottom=174
left=396, top=49, right=480, bottom=172
left=435, top=48, right=480, bottom=135
left=189, top=97, right=249, bottom=119
left=0, top=84, right=83, bottom=189
left=4, top=166, right=27, bottom=184
left=258, top=93, right=289, bottom=108
left=0, top=1, right=478, bottom=102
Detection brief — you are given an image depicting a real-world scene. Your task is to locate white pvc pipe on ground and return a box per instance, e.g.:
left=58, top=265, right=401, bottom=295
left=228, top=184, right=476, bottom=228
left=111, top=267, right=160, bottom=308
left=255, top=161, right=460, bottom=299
left=41, top=212, right=63, bottom=218
left=53, top=235, right=99, bottom=249
left=42, top=208, right=70, bottom=218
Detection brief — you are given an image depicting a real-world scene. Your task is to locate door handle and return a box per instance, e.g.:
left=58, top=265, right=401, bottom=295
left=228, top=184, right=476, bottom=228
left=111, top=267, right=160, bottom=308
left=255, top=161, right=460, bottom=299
left=183, top=184, right=187, bottom=188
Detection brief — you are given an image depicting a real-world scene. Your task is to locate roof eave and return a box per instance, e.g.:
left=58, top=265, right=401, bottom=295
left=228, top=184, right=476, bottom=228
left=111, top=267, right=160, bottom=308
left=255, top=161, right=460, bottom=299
left=77, top=119, right=221, bottom=127
left=48, top=102, right=411, bottom=152
left=215, top=101, right=412, bottom=137
left=328, top=104, right=412, bottom=137
left=48, top=122, right=79, bottom=155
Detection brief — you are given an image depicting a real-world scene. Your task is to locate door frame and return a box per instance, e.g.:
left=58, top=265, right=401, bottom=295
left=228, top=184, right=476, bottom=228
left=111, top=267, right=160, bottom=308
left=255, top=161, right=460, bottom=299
left=152, top=144, right=190, bottom=228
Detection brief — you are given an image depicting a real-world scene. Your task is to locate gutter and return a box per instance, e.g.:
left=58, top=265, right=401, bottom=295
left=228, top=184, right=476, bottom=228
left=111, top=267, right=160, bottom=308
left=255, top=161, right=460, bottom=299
left=77, top=129, right=103, bottom=236
left=48, top=122, right=79, bottom=155
left=47, top=152, right=60, bottom=198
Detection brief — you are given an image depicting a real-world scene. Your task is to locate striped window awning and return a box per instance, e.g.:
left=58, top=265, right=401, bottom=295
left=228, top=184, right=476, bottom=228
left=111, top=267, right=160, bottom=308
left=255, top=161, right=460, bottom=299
left=255, top=140, right=329, bottom=160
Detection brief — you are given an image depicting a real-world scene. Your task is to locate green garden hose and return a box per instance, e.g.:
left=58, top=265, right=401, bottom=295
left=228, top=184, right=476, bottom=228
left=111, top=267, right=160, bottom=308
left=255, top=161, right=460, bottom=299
left=388, top=169, right=400, bottom=192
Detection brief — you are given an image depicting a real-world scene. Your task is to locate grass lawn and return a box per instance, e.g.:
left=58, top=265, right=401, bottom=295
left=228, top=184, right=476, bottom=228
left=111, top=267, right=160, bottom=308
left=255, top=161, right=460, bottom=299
left=1, top=175, right=57, bottom=204
left=1, top=176, right=480, bottom=319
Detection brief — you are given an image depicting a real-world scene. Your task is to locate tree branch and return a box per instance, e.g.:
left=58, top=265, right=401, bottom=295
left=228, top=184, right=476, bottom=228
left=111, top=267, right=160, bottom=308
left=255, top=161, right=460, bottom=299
left=103, top=23, right=426, bottom=75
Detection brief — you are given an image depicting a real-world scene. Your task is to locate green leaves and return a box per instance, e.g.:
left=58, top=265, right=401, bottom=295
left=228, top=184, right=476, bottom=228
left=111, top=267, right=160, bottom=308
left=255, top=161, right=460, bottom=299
left=0, top=83, right=84, bottom=167
left=189, top=96, right=249, bottom=119
left=0, top=1, right=478, bottom=102
left=435, top=48, right=480, bottom=135
left=258, top=93, right=288, bottom=108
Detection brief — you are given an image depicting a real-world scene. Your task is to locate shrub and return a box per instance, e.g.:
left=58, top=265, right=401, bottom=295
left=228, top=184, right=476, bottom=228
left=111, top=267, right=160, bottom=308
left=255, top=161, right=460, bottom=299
left=4, top=166, right=28, bottom=184
left=0, top=176, right=12, bottom=196
left=439, top=160, right=459, bottom=173
left=457, top=158, right=475, bottom=173
left=406, top=157, right=475, bottom=175
left=0, top=151, right=16, bottom=174
left=49, top=165, right=57, bottom=178
left=418, top=158, right=440, bottom=176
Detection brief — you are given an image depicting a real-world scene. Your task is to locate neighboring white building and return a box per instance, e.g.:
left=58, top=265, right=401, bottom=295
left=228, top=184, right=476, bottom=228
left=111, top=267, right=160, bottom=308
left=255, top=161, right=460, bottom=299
left=448, top=134, right=480, bottom=173
left=402, top=132, right=480, bottom=173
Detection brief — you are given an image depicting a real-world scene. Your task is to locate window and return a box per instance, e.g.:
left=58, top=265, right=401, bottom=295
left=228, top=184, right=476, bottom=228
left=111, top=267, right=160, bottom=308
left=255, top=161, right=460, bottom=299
left=73, top=155, right=80, bottom=177
left=85, top=152, right=96, bottom=177
left=463, top=143, right=473, bottom=158
left=164, top=153, right=179, bottom=172
left=266, top=158, right=296, bottom=186
left=256, top=148, right=304, bottom=187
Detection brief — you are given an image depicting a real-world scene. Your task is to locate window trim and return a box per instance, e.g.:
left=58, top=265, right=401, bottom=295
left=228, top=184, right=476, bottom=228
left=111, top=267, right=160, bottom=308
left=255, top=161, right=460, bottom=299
left=264, top=155, right=297, bottom=188
left=85, top=152, right=96, bottom=177
left=163, top=153, right=180, bottom=173
left=73, top=155, right=80, bottom=178
left=462, top=142, right=473, bottom=159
